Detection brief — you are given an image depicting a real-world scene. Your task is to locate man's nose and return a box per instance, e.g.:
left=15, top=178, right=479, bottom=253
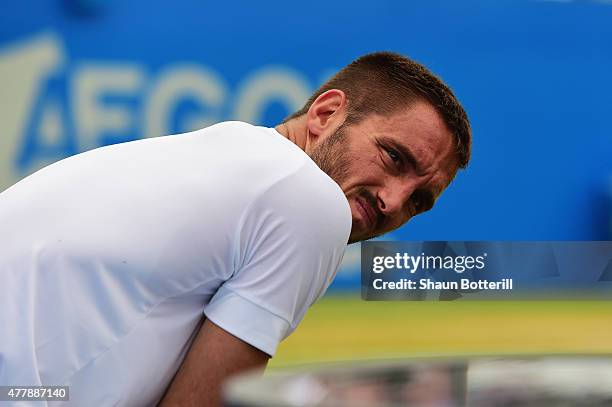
left=377, top=181, right=415, bottom=219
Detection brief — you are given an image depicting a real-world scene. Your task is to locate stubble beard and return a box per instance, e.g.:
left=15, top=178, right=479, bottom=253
left=308, top=125, right=351, bottom=187
left=308, top=125, right=379, bottom=244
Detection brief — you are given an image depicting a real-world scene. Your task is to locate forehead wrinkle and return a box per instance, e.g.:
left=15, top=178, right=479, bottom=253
left=358, top=105, right=456, bottom=181
left=364, top=104, right=457, bottom=206
left=408, top=143, right=436, bottom=172
left=408, top=129, right=457, bottom=186
left=409, top=151, right=456, bottom=198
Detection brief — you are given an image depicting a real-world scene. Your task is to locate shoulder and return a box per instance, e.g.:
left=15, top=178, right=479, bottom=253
left=193, top=120, right=263, bottom=135
left=202, top=122, right=351, bottom=247
left=241, top=159, right=352, bottom=253
left=188, top=121, right=311, bottom=170
left=189, top=121, right=280, bottom=145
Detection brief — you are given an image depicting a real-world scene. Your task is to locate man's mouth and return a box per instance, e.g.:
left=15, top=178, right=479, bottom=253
left=355, top=196, right=375, bottom=230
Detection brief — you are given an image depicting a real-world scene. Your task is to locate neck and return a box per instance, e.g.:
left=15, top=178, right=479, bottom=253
left=274, top=116, right=308, bottom=152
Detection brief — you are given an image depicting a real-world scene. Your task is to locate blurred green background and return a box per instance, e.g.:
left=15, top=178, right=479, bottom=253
left=271, top=297, right=612, bottom=368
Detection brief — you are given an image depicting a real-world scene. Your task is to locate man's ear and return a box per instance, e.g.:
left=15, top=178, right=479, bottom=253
left=305, top=89, right=348, bottom=142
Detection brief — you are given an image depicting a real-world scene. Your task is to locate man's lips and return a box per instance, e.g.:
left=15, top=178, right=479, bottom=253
left=355, top=196, right=375, bottom=230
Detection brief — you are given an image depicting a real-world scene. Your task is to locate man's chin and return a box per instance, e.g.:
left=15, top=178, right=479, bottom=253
left=348, top=230, right=376, bottom=244
left=348, top=236, right=370, bottom=244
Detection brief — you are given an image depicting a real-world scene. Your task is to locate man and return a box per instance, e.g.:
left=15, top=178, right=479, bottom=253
left=0, top=52, right=470, bottom=406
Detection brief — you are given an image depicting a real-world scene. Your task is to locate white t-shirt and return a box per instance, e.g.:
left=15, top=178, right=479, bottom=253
left=0, top=121, right=351, bottom=406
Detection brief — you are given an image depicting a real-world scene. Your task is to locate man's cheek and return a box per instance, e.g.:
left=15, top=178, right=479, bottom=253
left=349, top=199, right=364, bottom=222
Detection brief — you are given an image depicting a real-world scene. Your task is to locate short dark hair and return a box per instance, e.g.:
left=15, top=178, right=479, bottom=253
left=285, top=51, right=471, bottom=168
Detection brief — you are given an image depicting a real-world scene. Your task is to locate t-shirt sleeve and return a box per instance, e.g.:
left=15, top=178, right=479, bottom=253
left=203, top=162, right=351, bottom=356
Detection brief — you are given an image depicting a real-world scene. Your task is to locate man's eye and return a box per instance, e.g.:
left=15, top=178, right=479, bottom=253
left=385, top=148, right=401, bottom=166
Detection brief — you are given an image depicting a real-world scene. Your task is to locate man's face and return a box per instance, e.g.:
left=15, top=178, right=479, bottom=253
left=309, top=101, right=459, bottom=243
